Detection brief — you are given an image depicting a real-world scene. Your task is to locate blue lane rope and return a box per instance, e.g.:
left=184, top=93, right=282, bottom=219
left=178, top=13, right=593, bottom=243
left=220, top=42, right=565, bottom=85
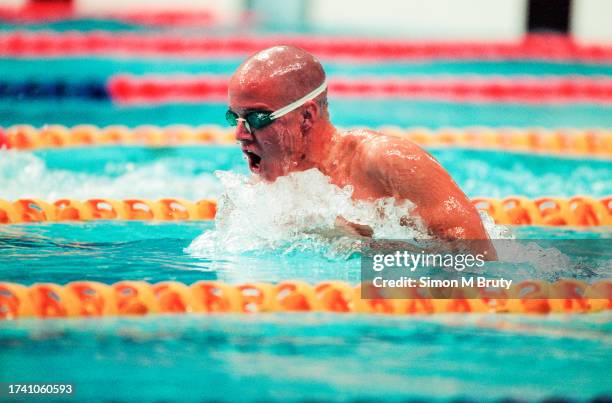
left=0, top=79, right=109, bottom=100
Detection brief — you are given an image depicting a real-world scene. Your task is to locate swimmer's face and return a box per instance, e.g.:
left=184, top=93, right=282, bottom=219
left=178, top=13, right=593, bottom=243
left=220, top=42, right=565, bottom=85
left=228, top=78, right=307, bottom=182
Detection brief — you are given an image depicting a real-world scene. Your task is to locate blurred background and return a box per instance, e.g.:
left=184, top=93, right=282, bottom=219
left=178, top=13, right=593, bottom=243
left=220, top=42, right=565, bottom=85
left=1, top=0, right=612, bottom=41
left=1, top=0, right=611, bottom=123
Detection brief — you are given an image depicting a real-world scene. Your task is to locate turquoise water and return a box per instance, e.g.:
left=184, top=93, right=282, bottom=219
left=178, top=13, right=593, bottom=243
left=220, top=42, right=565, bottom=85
left=0, top=19, right=154, bottom=32
left=1, top=146, right=611, bottom=401
left=1, top=24, right=611, bottom=401
left=3, top=58, right=612, bottom=79
left=0, top=222, right=610, bottom=285
left=1, top=313, right=611, bottom=402
left=1, top=147, right=609, bottom=200
left=3, top=100, right=612, bottom=128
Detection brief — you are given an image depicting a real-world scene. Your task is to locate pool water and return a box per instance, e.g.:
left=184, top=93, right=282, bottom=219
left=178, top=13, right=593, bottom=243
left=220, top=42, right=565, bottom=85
left=1, top=147, right=611, bottom=200
left=0, top=221, right=610, bottom=284
left=1, top=146, right=611, bottom=401
left=3, top=99, right=612, bottom=129
left=1, top=313, right=610, bottom=402
left=1, top=20, right=611, bottom=401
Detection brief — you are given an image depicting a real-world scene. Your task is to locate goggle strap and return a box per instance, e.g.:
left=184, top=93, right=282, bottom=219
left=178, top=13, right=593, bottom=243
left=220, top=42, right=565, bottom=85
left=269, top=81, right=327, bottom=120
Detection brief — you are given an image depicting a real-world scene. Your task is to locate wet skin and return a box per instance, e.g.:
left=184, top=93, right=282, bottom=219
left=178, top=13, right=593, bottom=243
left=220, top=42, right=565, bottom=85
left=228, top=46, right=496, bottom=257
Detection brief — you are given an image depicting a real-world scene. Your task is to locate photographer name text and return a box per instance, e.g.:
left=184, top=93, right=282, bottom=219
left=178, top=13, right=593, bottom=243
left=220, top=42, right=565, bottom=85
left=372, top=276, right=512, bottom=290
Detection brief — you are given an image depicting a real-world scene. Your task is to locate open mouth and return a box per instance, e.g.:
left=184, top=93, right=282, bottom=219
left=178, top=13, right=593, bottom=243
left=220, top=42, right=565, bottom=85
left=243, top=150, right=262, bottom=173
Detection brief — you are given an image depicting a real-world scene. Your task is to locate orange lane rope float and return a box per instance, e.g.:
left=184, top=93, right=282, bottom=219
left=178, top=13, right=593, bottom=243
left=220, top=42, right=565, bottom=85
left=2, top=125, right=611, bottom=157
left=0, top=280, right=610, bottom=319
left=0, top=197, right=609, bottom=226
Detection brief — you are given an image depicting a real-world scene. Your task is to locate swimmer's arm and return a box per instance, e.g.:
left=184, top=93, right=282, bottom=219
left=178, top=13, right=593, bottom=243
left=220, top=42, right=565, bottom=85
left=364, top=141, right=497, bottom=258
left=304, top=216, right=372, bottom=240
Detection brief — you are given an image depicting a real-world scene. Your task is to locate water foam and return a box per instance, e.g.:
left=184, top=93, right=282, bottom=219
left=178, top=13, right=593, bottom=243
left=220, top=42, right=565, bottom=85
left=184, top=169, right=603, bottom=281
left=186, top=169, right=429, bottom=258
left=186, top=168, right=518, bottom=260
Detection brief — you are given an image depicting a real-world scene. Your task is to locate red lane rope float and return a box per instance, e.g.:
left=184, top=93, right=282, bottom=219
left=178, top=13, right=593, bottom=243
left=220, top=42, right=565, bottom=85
left=109, top=75, right=228, bottom=104
left=0, top=197, right=609, bottom=226
left=0, top=280, right=610, bottom=319
left=107, top=75, right=612, bottom=105
left=3, top=125, right=611, bottom=157
left=1, top=32, right=611, bottom=62
left=0, top=6, right=219, bottom=27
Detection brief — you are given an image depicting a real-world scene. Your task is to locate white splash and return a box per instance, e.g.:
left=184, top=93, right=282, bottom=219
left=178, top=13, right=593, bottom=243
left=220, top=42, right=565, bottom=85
left=187, top=168, right=433, bottom=259
left=480, top=210, right=513, bottom=240
left=185, top=168, right=588, bottom=279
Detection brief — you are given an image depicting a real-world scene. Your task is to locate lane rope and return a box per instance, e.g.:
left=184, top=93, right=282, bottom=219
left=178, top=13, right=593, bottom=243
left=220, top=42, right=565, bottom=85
left=0, top=197, right=610, bottom=226
left=3, top=125, right=611, bottom=157
left=0, top=280, right=610, bottom=319
left=0, top=79, right=109, bottom=100
left=1, top=32, right=611, bottom=62
left=2, top=76, right=612, bottom=104
left=108, top=75, right=612, bottom=105
left=0, top=6, right=219, bottom=27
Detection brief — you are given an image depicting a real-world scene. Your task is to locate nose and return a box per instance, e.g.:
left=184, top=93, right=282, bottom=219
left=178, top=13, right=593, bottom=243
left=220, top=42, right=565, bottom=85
left=235, top=119, right=253, bottom=142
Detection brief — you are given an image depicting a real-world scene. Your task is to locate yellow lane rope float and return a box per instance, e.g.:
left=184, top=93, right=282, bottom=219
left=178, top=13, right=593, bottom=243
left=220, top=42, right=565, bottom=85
left=2, top=125, right=611, bottom=157
left=0, top=197, right=610, bottom=226
left=0, top=280, right=610, bottom=319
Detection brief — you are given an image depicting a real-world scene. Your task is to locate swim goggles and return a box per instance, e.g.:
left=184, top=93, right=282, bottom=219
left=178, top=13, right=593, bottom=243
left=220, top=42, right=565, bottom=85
left=226, top=81, right=327, bottom=133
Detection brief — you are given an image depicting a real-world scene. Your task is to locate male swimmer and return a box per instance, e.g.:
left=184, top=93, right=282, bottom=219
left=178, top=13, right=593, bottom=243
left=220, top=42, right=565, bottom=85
left=227, top=45, right=496, bottom=257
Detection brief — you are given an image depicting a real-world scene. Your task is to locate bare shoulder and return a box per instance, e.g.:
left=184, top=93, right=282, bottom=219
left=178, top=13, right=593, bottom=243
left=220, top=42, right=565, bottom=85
left=329, top=129, right=439, bottom=197
left=341, top=129, right=436, bottom=172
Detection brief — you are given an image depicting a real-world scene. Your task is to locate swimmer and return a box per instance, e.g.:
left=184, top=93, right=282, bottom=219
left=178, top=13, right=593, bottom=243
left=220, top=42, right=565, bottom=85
left=227, top=45, right=496, bottom=257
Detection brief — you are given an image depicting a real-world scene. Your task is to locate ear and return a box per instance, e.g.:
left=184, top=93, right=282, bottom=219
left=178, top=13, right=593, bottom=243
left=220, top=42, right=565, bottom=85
left=300, top=100, right=319, bottom=133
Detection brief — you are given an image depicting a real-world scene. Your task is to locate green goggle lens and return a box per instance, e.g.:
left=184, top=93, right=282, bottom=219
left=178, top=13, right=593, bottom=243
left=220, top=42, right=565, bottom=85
left=226, top=110, right=273, bottom=130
